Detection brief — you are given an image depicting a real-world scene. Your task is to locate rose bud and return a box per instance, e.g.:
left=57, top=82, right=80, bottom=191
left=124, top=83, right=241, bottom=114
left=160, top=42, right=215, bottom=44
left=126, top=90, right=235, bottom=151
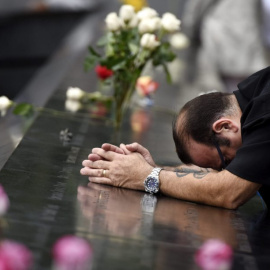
left=0, top=240, right=33, bottom=270
left=119, top=5, right=135, bottom=23
left=169, top=33, right=190, bottom=50
left=137, top=7, right=158, bottom=21
left=140, top=33, right=160, bottom=50
left=161, top=12, right=181, bottom=33
left=0, top=96, right=13, bottom=117
left=66, top=87, right=85, bottom=101
left=105, top=12, right=123, bottom=32
left=95, top=65, right=113, bottom=80
left=195, top=239, right=233, bottom=270
left=52, top=235, right=93, bottom=270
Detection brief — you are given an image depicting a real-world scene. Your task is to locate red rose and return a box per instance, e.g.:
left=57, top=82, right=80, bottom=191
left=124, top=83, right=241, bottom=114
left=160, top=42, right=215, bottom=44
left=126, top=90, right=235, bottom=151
left=95, top=65, right=113, bottom=80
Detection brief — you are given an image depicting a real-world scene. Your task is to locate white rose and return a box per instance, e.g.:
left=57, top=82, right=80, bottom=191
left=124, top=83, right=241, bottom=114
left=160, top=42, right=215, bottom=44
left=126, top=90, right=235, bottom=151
left=137, top=7, right=158, bottom=21
left=138, top=17, right=161, bottom=34
left=65, top=100, right=82, bottom=112
left=0, top=96, right=12, bottom=112
left=105, top=12, right=123, bottom=32
left=66, top=87, right=85, bottom=100
left=119, top=5, right=135, bottom=22
left=161, top=12, right=181, bottom=32
left=124, top=14, right=139, bottom=29
left=140, top=33, right=160, bottom=50
left=170, top=33, right=189, bottom=49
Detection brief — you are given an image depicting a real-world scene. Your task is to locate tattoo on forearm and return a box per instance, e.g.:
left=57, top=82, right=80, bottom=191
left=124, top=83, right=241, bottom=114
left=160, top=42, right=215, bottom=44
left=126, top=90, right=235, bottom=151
left=193, top=170, right=210, bottom=179
left=174, top=167, right=210, bottom=179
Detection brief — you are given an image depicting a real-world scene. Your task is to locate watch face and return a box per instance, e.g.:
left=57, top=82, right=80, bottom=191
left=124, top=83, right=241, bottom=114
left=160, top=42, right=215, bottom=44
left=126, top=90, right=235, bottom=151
left=145, top=177, right=159, bottom=193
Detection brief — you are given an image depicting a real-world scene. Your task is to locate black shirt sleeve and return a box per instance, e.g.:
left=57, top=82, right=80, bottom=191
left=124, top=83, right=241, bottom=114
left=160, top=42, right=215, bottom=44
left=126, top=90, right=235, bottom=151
left=226, top=118, right=270, bottom=185
left=227, top=66, right=270, bottom=185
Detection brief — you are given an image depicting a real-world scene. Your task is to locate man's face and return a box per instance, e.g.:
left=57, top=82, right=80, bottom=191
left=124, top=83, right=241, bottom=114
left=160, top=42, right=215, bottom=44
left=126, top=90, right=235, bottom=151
left=187, top=137, right=240, bottom=171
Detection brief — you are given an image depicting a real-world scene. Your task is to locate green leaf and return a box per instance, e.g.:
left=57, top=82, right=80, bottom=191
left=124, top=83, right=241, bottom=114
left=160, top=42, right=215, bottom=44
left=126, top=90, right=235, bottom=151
left=88, top=46, right=101, bottom=57
left=84, top=56, right=99, bottom=71
left=111, top=60, right=128, bottom=71
left=84, top=46, right=101, bottom=71
left=13, top=103, right=34, bottom=117
left=106, top=43, right=114, bottom=57
left=84, top=56, right=96, bottom=71
left=128, top=43, right=139, bottom=55
left=100, top=56, right=127, bottom=70
left=97, top=35, right=108, bottom=47
left=152, top=42, right=176, bottom=66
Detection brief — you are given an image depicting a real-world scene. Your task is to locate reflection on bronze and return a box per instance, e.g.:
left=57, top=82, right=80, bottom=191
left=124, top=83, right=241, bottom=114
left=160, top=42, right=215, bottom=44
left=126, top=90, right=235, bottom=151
left=77, top=183, right=244, bottom=248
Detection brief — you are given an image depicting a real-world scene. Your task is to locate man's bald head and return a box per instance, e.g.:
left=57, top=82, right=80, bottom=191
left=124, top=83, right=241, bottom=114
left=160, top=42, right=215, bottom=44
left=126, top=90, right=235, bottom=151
left=172, top=92, right=239, bottom=165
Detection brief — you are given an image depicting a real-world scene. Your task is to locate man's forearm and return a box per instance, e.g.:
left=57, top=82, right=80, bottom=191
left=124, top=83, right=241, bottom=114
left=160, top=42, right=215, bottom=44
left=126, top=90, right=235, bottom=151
left=158, top=169, right=260, bottom=209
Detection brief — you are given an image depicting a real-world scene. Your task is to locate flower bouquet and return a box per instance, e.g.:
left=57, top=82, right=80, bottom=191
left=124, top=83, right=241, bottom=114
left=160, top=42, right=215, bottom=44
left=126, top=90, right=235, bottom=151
left=84, top=4, right=186, bottom=129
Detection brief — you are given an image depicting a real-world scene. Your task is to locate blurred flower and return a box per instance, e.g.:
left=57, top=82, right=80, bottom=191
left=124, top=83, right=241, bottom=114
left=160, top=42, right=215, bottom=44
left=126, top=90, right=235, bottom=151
left=125, top=15, right=139, bottom=28
left=0, top=240, right=33, bottom=270
left=119, top=4, right=136, bottom=22
left=0, top=96, right=13, bottom=116
left=120, top=0, right=148, bottom=12
left=119, top=5, right=139, bottom=28
left=105, top=12, right=123, bottom=32
left=53, top=235, right=93, bottom=270
left=138, top=17, right=161, bottom=34
left=0, top=185, right=9, bottom=216
left=66, top=87, right=85, bottom=101
left=131, top=109, right=151, bottom=132
left=65, top=100, right=82, bottom=113
left=161, top=13, right=181, bottom=32
left=170, top=33, right=189, bottom=50
left=140, top=33, right=160, bottom=50
left=137, top=7, right=158, bottom=21
left=195, top=239, right=233, bottom=270
left=95, top=65, right=114, bottom=80
left=89, top=102, right=108, bottom=117
left=136, top=76, right=158, bottom=96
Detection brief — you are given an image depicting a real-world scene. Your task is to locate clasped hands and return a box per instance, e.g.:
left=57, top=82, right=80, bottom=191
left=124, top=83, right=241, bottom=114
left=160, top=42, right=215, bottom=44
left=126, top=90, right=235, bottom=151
left=80, top=143, right=156, bottom=191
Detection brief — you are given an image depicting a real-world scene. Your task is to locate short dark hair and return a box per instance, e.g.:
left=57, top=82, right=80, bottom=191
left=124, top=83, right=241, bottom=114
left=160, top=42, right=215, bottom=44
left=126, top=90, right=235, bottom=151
left=173, top=92, right=234, bottom=164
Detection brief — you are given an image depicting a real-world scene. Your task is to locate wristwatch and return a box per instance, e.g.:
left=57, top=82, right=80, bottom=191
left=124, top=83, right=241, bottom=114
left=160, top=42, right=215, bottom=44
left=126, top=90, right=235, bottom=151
left=144, top=168, right=163, bottom=194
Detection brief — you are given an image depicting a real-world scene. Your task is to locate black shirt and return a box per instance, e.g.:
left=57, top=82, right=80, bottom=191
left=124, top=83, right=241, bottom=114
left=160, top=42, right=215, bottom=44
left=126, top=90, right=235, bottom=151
left=226, top=66, right=270, bottom=205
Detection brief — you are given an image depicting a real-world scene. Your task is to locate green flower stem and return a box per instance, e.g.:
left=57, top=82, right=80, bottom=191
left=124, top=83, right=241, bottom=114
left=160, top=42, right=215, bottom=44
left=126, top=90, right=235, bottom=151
left=113, top=69, right=143, bottom=130
left=158, top=28, right=166, bottom=41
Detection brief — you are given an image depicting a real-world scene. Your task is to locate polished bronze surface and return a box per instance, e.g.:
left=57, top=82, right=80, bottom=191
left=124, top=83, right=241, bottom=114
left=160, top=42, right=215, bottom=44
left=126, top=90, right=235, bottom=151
left=0, top=102, right=267, bottom=269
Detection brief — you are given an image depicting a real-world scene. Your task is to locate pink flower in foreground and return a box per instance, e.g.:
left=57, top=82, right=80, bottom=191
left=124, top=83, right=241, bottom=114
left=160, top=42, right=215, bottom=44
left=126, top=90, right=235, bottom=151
left=136, top=76, right=158, bottom=96
left=0, top=240, right=33, bottom=270
left=53, top=235, right=93, bottom=270
left=0, top=185, right=9, bottom=215
left=195, top=239, right=233, bottom=270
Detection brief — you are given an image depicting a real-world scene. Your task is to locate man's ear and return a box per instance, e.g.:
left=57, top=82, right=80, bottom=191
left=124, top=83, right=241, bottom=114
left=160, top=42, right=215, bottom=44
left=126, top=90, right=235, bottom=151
left=212, top=118, right=239, bottom=134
